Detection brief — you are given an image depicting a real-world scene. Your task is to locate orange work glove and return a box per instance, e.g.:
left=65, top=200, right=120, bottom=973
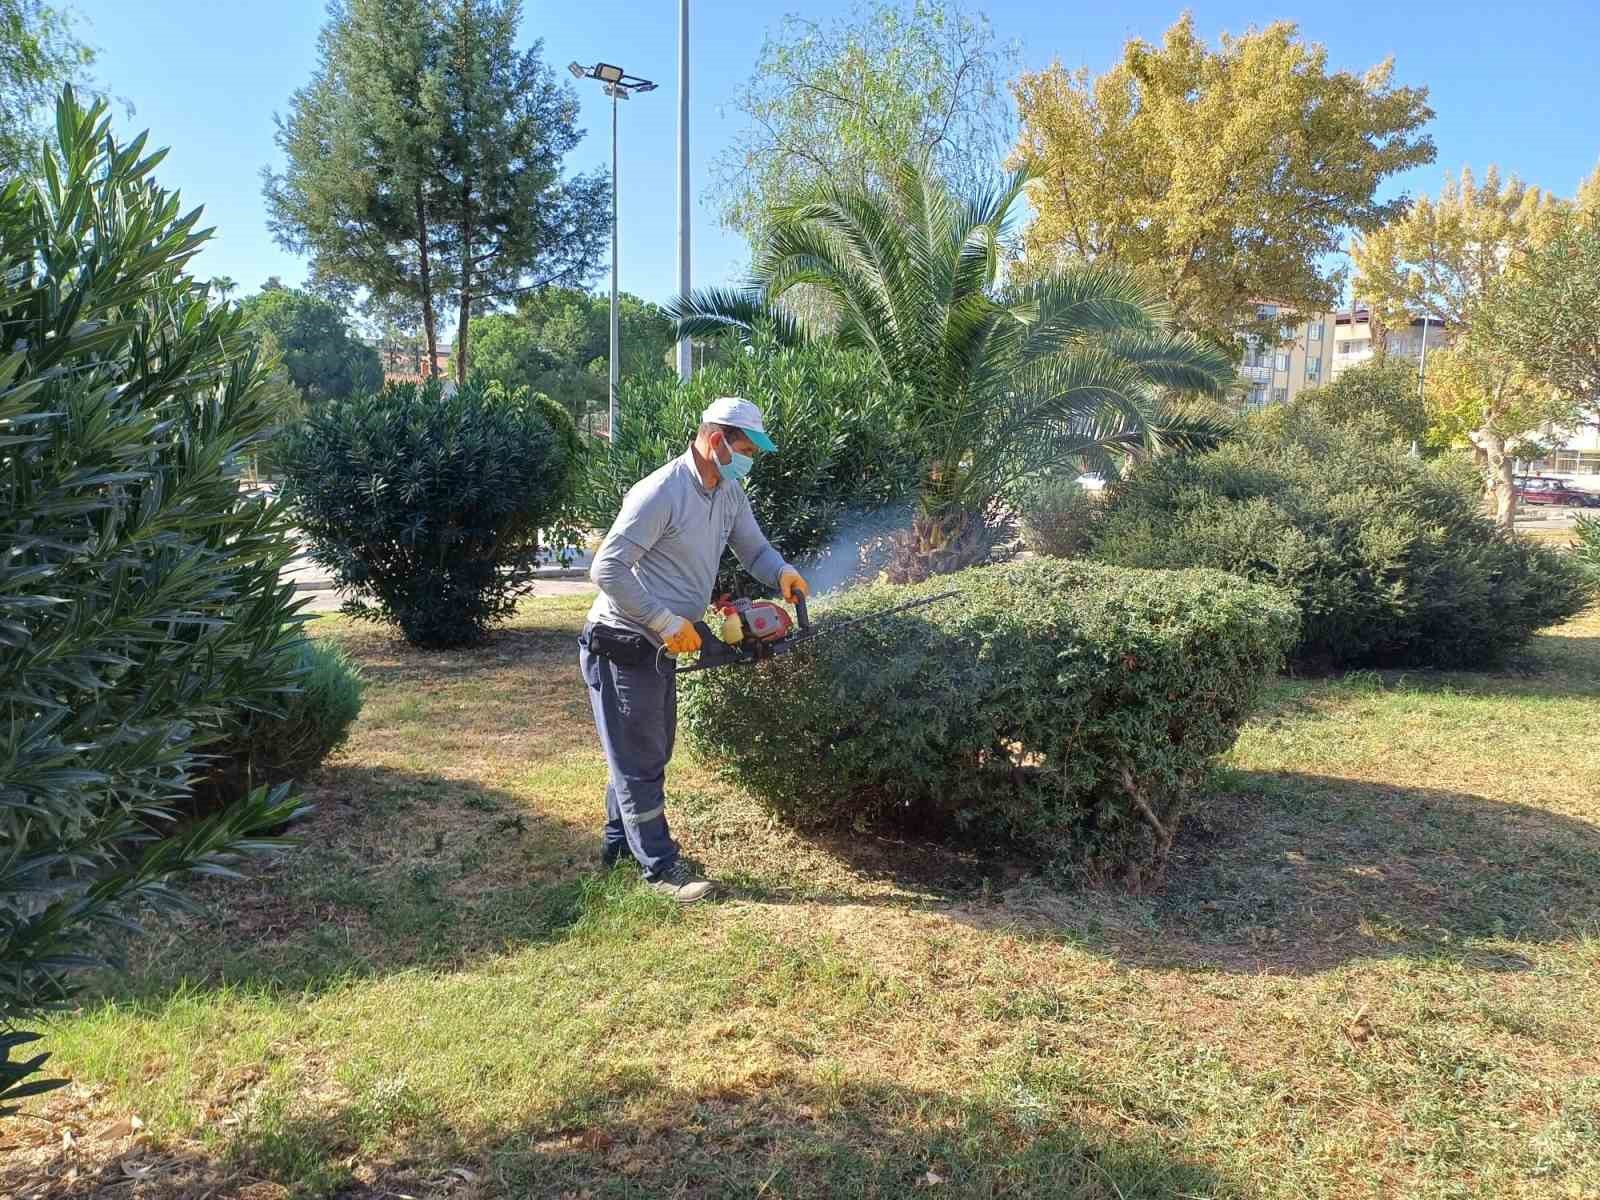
left=660, top=616, right=702, bottom=655
left=778, top=567, right=809, bottom=604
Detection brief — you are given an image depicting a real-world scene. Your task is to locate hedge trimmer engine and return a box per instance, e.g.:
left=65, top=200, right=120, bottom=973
left=715, top=596, right=795, bottom=650
left=665, top=590, right=960, bottom=675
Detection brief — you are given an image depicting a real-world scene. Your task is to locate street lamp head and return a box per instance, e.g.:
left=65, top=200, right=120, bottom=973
left=595, top=62, right=625, bottom=83
left=633, top=80, right=658, bottom=92
left=567, top=61, right=587, bottom=79
left=606, top=84, right=629, bottom=99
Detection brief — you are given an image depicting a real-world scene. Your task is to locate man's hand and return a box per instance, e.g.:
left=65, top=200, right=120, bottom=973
left=779, top=567, right=809, bottom=604
left=660, top=616, right=702, bottom=655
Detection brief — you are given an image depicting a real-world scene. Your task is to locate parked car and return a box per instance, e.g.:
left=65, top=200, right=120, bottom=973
left=1514, top=477, right=1596, bottom=507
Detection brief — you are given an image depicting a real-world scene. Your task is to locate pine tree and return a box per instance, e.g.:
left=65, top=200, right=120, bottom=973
left=436, top=0, right=608, bottom=382
left=265, top=0, right=606, bottom=380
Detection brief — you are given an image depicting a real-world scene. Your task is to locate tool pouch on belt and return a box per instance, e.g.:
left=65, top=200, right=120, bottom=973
left=582, top=623, right=656, bottom=668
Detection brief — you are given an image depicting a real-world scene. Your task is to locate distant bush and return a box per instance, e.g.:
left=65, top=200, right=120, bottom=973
left=192, top=639, right=364, bottom=812
left=1013, top=476, right=1100, bottom=559
left=1575, top=514, right=1600, bottom=580
left=1294, top=357, right=1429, bottom=447
left=1092, top=409, right=1591, bottom=670
left=280, top=376, right=578, bottom=647
left=580, top=335, right=922, bottom=594
left=680, top=559, right=1298, bottom=884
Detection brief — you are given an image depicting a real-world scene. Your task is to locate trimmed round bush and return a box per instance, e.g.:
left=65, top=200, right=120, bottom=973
left=191, top=638, right=364, bottom=812
left=1092, top=410, right=1593, bottom=671
left=280, top=376, right=578, bottom=647
left=680, top=559, right=1298, bottom=884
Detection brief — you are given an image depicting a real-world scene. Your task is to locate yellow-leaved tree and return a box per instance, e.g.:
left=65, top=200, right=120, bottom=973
left=1352, top=166, right=1572, bottom=525
left=1010, top=15, right=1435, bottom=346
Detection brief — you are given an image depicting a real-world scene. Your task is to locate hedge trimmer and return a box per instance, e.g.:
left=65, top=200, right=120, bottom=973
left=663, top=590, right=959, bottom=675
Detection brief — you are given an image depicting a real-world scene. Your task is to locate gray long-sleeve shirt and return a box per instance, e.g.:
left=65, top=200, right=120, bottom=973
left=586, top=450, right=789, bottom=640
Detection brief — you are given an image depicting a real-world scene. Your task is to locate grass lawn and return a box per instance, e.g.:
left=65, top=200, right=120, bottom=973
left=6, top=598, right=1599, bottom=1199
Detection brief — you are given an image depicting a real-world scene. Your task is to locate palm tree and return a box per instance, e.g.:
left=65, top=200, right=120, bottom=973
left=672, top=160, right=1236, bottom=580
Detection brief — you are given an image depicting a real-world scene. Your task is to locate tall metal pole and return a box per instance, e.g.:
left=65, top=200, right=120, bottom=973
left=609, top=87, right=620, bottom=440
left=675, top=0, right=692, bottom=382
left=1417, top=312, right=1431, bottom=400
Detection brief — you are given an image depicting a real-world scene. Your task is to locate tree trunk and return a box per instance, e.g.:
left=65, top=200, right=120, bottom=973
left=884, top=505, right=991, bottom=584
left=456, top=247, right=471, bottom=385
left=1474, top=427, right=1518, bottom=529
left=416, top=183, right=438, bottom=378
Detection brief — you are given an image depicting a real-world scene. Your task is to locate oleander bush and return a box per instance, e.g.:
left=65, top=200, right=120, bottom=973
left=1092, top=410, right=1592, bottom=670
left=279, top=376, right=578, bottom=647
left=680, top=558, right=1298, bottom=884
left=580, top=334, right=922, bottom=595
left=1, top=91, right=308, bottom=1113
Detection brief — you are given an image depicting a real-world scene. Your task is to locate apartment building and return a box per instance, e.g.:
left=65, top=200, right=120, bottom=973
left=1330, top=306, right=1449, bottom=380
left=1528, top=422, right=1600, bottom=483
left=1239, top=304, right=1335, bottom=410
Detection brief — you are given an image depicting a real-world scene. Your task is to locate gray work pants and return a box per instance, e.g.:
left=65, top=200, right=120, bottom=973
left=578, top=625, right=679, bottom=877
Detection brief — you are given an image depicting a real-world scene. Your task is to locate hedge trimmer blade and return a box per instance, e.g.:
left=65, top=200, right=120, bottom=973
left=670, top=590, right=959, bottom=675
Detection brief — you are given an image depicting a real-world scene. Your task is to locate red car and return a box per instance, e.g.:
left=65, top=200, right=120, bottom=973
left=1515, top=477, right=1597, bottom=506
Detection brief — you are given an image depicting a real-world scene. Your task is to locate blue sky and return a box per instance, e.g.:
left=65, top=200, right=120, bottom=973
left=75, top=0, right=1600, bottom=317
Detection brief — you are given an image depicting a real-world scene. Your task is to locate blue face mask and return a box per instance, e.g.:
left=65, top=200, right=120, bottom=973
left=714, top=443, right=754, bottom=483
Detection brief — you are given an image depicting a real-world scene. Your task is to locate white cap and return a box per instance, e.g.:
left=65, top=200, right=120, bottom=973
left=700, top=396, right=776, bottom=451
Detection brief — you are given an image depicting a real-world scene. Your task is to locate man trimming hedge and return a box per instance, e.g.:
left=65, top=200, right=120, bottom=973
left=581, top=397, right=808, bottom=901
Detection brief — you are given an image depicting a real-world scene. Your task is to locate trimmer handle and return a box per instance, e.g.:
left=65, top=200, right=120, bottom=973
left=794, top=594, right=809, bottom=632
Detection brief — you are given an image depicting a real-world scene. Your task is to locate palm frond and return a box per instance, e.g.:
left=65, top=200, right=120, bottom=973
left=668, top=286, right=805, bottom=349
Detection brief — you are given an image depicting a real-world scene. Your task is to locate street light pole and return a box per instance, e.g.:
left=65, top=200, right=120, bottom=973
left=676, top=0, right=692, bottom=382
left=569, top=61, right=656, bottom=441
left=609, top=86, right=620, bottom=439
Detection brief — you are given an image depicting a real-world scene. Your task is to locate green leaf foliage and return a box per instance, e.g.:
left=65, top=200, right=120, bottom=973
left=1295, top=356, right=1429, bottom=448
left=189, top=638, right=365, bottom=814
left=1092, top=408, right=1595, bottom=670
left=279, top=376, right=578, bottom=647
left=1574, top=514, right=1600, bottom=581
left=673, top=158, right=1236, bottom=529
left=679, top=559, right=1298, bottom=884
left=0, top=0, right=93, bottom=175
left=1009, top=474, right=1101, bottom=559
left=1, top=89, right=311, bottom=1105
left=237, top=281, right=383, bottom=405
left=580, top=335, right=923, bottom=595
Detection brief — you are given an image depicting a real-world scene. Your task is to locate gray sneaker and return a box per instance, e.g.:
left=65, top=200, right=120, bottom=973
left=645, top=861, right=715, bottom=903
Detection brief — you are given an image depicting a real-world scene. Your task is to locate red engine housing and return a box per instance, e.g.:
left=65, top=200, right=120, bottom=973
left=718, top=598, right=794, bottom=643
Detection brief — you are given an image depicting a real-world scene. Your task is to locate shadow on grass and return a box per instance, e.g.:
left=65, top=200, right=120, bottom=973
left=119, top=763, right=623, bottom=1001
left=1349, top=632, right=1600, bottom=702
left=6, top=1069, right=1234, bottom=1200
left=945, top=769, right=1600, bottom=975
left=716, top=766, right=1600, bottom=977
left=339, top=622, right=588, bottom=686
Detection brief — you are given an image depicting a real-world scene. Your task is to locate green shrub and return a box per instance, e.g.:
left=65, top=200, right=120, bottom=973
left=191, top=639, right=364, bottom=812
left=279, top=376, right=578, bottom=647
left=1, top=91, right=307, bottom=1110
left=1013, top=476, right=1100, bottom=559
left=1293, top=357, right=1429, bottom=447
left=580, top=334, right=922, bottom=594
left=679, top=559, right=1298, bottom=884
left=1092, top=410, right=1592, bottom=670
left=1575, top=514, right=1600, bottom=580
